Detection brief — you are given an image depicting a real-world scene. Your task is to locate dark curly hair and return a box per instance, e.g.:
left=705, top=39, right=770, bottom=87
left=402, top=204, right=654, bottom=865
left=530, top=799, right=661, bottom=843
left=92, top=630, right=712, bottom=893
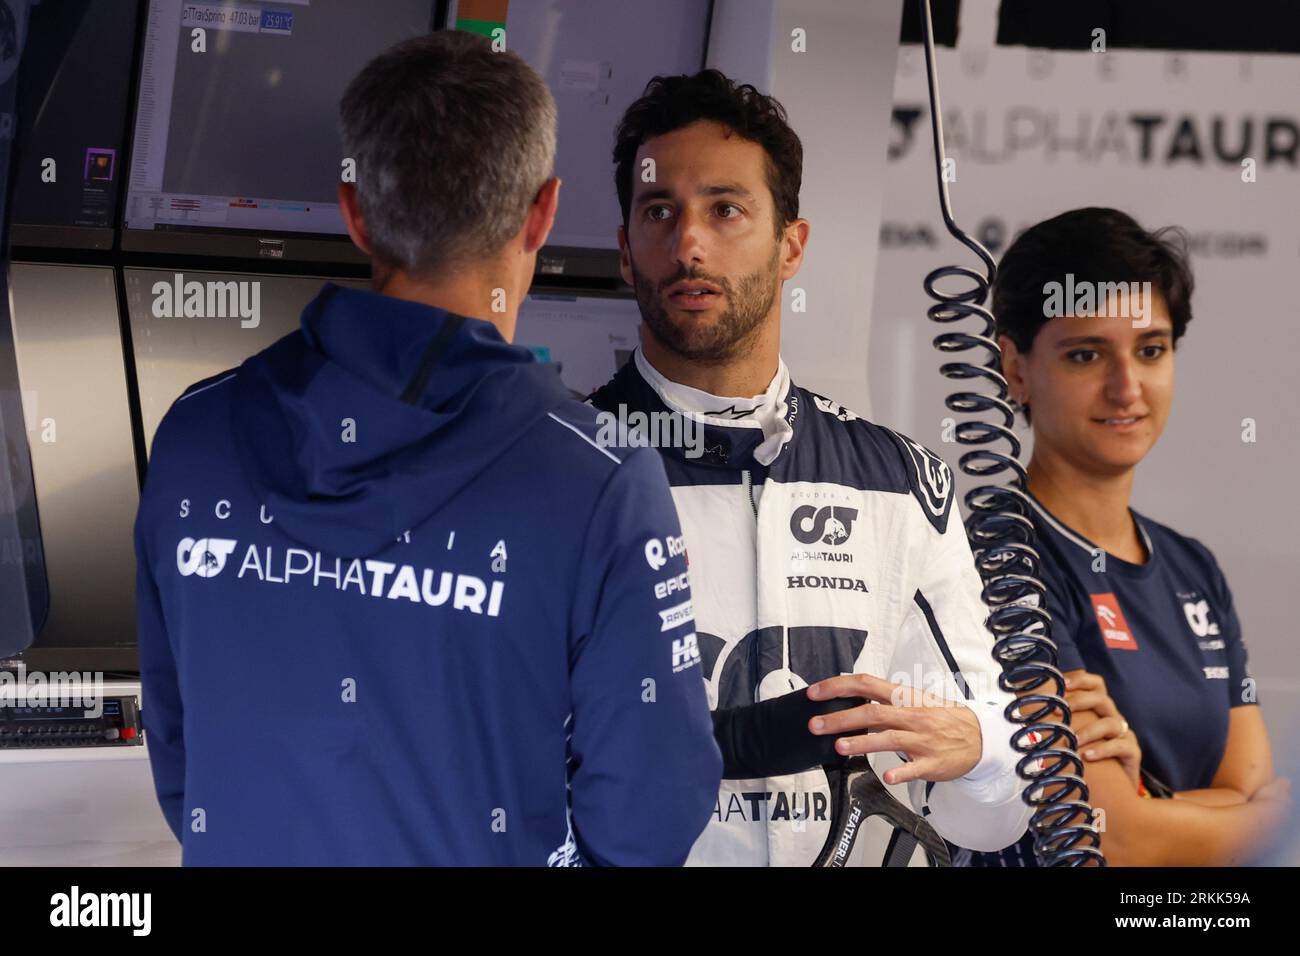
left=613, top=70, right=803, bottom=238
left=994, top=207, right=1194, bottom=353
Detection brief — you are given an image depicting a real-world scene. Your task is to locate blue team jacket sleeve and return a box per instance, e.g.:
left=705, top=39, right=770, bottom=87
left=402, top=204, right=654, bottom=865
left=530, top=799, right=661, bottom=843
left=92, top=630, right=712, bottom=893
left=566, top=447, right=722, bottom=866
left=134, top=509, right=186, bottom=844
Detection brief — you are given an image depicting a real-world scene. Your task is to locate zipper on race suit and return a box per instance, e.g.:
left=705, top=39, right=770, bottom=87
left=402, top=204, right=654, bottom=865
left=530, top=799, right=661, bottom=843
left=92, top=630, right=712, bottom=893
left=741, top=469, right=759, bottom=519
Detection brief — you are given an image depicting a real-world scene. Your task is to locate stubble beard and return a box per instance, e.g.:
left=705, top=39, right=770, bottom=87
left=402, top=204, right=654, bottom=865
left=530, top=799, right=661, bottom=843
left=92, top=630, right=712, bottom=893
left=631, top=243, right=781, bottom=364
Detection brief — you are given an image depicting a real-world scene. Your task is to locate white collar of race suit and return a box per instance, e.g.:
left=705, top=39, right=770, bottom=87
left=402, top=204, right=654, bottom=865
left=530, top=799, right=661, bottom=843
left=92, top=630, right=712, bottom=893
left=632, top=348, right=795, bottom=467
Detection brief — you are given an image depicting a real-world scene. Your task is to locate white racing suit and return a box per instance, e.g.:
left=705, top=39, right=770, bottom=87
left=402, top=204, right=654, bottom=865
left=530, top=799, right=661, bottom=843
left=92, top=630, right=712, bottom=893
left=589, top=350, right=1032, bottom=866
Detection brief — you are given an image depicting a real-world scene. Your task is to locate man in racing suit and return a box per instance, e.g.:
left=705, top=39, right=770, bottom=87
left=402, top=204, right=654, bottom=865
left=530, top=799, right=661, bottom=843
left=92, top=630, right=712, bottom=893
left=589, top=69, right=1033, bottom=865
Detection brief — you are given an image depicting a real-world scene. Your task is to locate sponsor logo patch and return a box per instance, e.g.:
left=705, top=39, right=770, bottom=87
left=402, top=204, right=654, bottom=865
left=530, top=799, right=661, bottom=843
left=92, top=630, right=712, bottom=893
left=645, top=533, right=687, bottom=570
left=658, top=600, right=694, bottom=631
left=787, top=575, right=869, bottom=593
left=654, top=571, right=691, bottom=600
left=672, top=633, right=701, bottom=672
left=1090, top=593, right=1138, bottom=650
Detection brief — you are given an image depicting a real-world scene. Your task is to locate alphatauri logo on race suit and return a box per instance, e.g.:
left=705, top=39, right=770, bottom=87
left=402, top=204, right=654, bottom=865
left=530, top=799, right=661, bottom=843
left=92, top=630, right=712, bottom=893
left=811, top=395, right=859, bottom=422
left=789, top=505, right=858, bottom=546
left=715, top=789, right=830, bottom=824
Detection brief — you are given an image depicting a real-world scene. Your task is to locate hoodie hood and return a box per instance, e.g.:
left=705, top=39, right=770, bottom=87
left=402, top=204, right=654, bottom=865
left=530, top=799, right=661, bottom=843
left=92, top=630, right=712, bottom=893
left=230, top=283, right=571, bottom=557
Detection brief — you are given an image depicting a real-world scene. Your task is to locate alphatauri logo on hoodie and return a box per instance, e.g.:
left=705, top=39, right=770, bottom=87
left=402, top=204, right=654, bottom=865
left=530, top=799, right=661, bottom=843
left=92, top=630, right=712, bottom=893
left=176, top=538, right=239, bottom=578
left=174, top=537, right=505, bottom=617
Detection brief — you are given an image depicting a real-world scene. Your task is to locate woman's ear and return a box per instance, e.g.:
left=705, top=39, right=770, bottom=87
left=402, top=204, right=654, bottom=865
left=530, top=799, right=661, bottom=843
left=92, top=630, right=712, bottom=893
left=998, top=334, right=1028, bottom=407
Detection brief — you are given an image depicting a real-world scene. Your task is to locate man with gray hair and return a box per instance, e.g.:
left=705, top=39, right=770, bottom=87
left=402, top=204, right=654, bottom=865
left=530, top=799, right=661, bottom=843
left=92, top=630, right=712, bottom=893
left=134, top=30, right=721, bottom=866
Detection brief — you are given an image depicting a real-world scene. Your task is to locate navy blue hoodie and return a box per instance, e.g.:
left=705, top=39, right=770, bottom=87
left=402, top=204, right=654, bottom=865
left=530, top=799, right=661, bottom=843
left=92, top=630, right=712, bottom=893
left=134, top=283, right=721, bottom=866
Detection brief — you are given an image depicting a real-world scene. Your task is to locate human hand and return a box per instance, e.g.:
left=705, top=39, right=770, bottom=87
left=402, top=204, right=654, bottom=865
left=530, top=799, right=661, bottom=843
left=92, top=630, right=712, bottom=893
left=1066, top=671, right=1142, bottom=788
left=806, top=674, right=982, bottom=784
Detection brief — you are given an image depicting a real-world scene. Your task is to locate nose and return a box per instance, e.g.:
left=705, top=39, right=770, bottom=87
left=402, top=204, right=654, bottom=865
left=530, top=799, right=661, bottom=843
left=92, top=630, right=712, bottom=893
left=670, top=206, right=706, bottom=268
left=1105, top=355, right=1142, bottom=408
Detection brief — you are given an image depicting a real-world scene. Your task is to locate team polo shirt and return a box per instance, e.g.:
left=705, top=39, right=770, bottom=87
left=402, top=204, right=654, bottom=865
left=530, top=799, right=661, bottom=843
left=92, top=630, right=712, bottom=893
left=1027, top=492, right=1258, bottom=793
left=965, top=492, right=1259, bottom=865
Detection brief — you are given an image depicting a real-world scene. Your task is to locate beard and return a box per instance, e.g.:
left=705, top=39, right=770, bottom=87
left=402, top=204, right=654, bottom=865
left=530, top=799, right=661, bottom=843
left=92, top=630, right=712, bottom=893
left=630, top=243, right=781, bottom=364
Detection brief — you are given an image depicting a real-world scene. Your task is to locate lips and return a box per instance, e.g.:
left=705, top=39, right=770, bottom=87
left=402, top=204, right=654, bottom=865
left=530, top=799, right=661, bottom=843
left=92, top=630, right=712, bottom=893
left=665, top=282, right=728, bottom=312
left=669, top=293, right=720, bottom=311
left=667, top=280, right=722, bottom=296
left=1093, top=414, right=1148, bottom=431
left=666, top=280, right=723, bottom=310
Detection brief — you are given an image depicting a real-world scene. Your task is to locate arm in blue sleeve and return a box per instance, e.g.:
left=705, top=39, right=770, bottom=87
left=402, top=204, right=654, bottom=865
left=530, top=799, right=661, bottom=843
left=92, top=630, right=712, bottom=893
left=134, top=510, right=185, bottom=844
left=567, top=447, right=722, bottom=866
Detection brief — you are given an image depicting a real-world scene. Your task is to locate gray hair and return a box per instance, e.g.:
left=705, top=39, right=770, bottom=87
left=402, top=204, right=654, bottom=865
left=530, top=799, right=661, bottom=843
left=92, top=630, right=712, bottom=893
left=339, top=31, right=557, bottom=279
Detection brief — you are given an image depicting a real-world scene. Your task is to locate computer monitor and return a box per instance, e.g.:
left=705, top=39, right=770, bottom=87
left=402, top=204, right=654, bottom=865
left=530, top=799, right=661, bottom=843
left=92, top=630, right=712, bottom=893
left=124, top=269, right=367, bottom=450
left=10, top=0, right=142, bottom=250
left=512, top=290, right=642, bottom=398
left=4, top=264, right=136, bottom=672
left=446, top=0, right=713, bottom=279
left=122, top=0, right=437, bottom=263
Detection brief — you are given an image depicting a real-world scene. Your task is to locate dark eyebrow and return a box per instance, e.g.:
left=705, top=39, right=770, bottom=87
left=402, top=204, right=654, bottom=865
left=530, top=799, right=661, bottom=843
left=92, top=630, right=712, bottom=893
left=633, top=183, right=757, bottom=206
left=701, top=183, right=756, bottom=200
left=1054, top=329, right=1173, bottom=348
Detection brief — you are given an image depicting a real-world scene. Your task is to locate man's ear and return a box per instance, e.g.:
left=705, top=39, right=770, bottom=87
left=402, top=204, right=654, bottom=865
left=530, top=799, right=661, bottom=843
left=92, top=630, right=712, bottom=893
left=617, top=225, right=633, bottom=286
left=337, top=182, right=372, bottom=256
left=522, top=177, right=561, bottom=254
left=779, top=218, right=810, bottom=281
left=998, top=334, right=1028, bottom=405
